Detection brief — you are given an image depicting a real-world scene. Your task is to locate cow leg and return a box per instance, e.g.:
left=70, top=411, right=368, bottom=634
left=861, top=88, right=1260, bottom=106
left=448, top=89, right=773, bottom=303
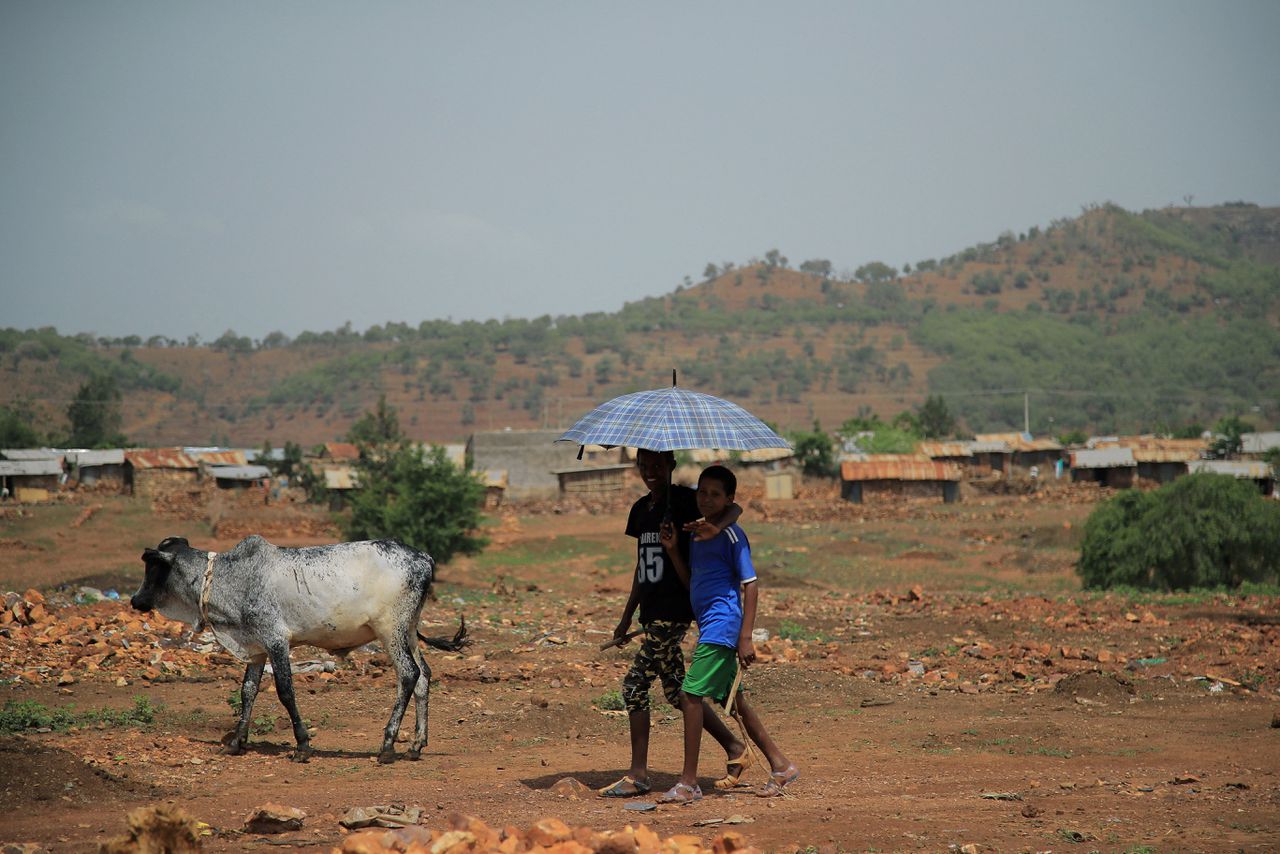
left=266, top=642, right=311, bottom=763
left=224, top=660, right=265, bottom=755
left=378, top=634, right=420, bottom=764
left=407, top=646, right=431, bottom=760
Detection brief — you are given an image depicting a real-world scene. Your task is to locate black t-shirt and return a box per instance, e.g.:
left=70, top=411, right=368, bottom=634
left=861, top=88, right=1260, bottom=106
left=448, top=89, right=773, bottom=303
left=625, top=484, right=700, bottom=624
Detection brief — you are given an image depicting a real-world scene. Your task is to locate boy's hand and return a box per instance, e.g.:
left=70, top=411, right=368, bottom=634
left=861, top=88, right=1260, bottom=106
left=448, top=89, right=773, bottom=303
left=613, top=618, right=633, bottom=645
left=683, top=518, right=721, bottom=541
left=737, top=637, right=756, bottom=668
left=658, top=520, right=677, bottom=551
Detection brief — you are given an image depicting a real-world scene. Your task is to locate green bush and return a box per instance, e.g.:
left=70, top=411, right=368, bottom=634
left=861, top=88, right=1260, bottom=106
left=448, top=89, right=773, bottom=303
left=1077, top=474, right=1280, bottom=590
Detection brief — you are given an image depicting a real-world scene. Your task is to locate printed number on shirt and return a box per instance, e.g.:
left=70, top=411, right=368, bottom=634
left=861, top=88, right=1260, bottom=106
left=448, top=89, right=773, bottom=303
left=637, top=546, right=664, bottom=583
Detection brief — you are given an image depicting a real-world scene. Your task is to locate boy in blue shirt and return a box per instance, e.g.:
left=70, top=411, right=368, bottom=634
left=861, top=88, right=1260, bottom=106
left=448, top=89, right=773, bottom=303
left=657, top=464, right=798, bottom=803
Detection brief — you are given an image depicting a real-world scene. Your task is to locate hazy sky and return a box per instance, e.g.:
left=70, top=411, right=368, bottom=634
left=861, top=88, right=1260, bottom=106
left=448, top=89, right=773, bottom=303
left=3, top=1, right=1278, bottom=342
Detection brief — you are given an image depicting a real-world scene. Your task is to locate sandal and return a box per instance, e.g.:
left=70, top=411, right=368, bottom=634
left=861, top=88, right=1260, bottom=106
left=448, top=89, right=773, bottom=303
left=599, top=775, right=651, bottom=798
left=657, top=781, right=702, bottom=804
left=714, top=749, right=756, bottom=790
left=757, top=765, right=799, bottom=798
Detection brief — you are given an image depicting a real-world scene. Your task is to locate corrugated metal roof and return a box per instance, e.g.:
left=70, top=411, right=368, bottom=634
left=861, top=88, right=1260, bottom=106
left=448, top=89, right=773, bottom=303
left=189, top=449, right=248, bottom=466
left=0, top=459, right=63, bottom=477
left=324, top=467, right=359, bottom=489
left=208, top=464, right=272, bottom=481
left=1242, top=432, right=1280, bottom=454
left=916, top=442, right=973, bottom=458
left=967, top=440, right=1011, bottom=453
left=1070, top=448, right=1136, bottom=469
left=245, top=448, right=286, bottom=462
left=1096, top=436, right=1208, bottom=453
left=974, top=432, right=1062, bottom=452
left=323, top=443, right=360, bottom=460
left=551, top=463, right=635, bottom=476
left=1188, top=460, right=1273, bottom=479
left=1130, top=447, right=1202, bottom=463
left=66, top=449, right=126, bottom=466
left=840, top=458, right=961, bottom=482
left=125, top=449, right=199, bottom=470
left=1, top=449, right=63, bottom=461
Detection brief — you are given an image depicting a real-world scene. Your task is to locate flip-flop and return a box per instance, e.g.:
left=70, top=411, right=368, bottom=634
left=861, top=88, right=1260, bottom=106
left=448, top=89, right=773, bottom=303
left=657, top=782, right=703, bottom=805
left=714, top=749, right=756, bottom=790
left=598, top=775, right=651, bottom=798
left=757, top=765, right=800, bottom=798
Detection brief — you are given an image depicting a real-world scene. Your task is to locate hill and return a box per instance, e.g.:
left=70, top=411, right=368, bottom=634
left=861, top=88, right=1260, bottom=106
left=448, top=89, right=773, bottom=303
left=3, top=203, right=1278, bottom=447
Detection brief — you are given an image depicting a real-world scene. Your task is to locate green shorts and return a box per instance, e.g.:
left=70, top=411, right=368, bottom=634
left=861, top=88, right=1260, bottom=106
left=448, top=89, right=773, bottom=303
left=681, top=643, right=739, bottom=705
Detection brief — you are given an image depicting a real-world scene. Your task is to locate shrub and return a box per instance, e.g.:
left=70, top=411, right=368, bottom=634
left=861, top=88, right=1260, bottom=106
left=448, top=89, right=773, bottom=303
left=1077, top=474, right=1280, bottom=590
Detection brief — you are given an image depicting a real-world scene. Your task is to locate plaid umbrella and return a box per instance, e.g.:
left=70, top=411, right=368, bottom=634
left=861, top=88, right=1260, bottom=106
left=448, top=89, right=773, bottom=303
left=557, top=383, right=791, bottom=453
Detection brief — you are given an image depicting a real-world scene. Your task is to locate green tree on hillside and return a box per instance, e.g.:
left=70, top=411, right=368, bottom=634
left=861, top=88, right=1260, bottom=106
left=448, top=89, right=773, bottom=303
left=66, top=374, right=126, bottom=448
left=854, top=261, right=897, bottom=284
left=1209, top=415, right=1253, bottom=458
left=0, top=402, right=41, bottom=447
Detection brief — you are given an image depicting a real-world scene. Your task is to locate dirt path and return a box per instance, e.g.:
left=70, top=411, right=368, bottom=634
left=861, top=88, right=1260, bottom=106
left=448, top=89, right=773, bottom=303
left=2, top=493, right=1278, bottom=852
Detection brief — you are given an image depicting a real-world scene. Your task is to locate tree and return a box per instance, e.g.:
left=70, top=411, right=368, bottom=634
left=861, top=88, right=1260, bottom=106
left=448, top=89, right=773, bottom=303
left=66, top=374, right=126, bottom=448
left=346, top=395, right=403, bottom=446
left=854, top=261, right=897, bottom=284
left=1210, top=415, right=1252, bottom=458
left=1077, top=474, right=1280, bottom=590
left=703, top=263, right=720, bottom=281
left=0, top=403, right=41, bottom=447
left=763, top=249, right=789, bottom=270
left=345, top=444, right=488, bottom=565
left=790, top=422, right=836, bottom=477
left=799, top=259, right=833, bottom=277
left=916, top=395, right=957, bottom=439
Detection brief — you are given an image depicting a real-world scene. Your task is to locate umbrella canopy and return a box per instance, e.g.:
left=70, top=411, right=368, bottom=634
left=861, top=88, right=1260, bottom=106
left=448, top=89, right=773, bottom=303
left=557, top=385, right=791, bottom=453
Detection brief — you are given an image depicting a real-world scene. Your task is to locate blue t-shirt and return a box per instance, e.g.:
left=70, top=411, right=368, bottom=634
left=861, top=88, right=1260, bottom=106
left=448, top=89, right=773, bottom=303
left=688, top=523, right=757, bottom=648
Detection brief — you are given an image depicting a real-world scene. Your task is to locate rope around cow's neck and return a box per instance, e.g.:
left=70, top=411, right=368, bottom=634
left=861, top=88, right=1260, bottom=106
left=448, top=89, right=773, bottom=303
left=195, top=551, right=217, bottom=636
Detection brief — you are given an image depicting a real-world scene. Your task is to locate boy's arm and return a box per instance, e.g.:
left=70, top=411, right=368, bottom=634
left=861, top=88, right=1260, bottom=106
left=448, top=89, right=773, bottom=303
left=658, top=521, right=691, bottom=589
left=685, top=501, right=744, bottom=541
left=737, top=580, right=758, bottom=667
left=614, top=569, right=642, bottom=644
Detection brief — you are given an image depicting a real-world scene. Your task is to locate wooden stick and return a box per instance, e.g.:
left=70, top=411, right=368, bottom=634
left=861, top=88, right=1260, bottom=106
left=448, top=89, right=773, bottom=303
left=598, top=628, right=645, bottom=650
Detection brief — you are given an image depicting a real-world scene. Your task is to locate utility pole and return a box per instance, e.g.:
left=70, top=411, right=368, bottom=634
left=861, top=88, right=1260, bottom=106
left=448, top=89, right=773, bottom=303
left=1024, top=392, right=1030, bottom=435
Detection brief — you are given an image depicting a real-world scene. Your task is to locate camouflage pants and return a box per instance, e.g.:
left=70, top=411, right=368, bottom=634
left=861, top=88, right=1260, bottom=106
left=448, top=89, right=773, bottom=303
left=621, top=620, right=691, bottom=712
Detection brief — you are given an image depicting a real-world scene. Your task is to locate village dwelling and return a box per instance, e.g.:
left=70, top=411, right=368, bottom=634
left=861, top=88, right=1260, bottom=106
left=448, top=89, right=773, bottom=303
left=207, top=464, right=272, bottom=491
left=323, top=466, right=358, bottom=511
left=840, top=456, right=962, bottom=504
left=1188, top=459, right=1276, bottom=496
left=967, top=437, right=1012, bottom=474
left=0, top=458, right=63, bottom=502
left=1070, top=447, right=1136, bottom=488
left=468, top=429, right=623, bottom=499
left=552, top=463, right=635, bottom=495
left=125, top=449, right=200, bottom=498
left=1241, top=431, right=1280, bottom=458
left=972, top=433, right=1064, bottom=473
left=65, top=449, right=126, bottom=489
left=916, top=441, right=974, bottom=472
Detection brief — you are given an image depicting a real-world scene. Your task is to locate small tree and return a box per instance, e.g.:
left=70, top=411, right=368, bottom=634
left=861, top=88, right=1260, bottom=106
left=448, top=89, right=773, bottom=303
left=1209, top=415, right=1252, bottom=458
left=0, top=403, right=41, bottom=447
left=915, top=395, right=957, bottom=439
left=66, top=374, right=126, bottom=448
left=345, top=444, right=488, bottom=565
left=1077, top=474, right=1280, bottom=590
left=790, top=422, right=836, bottom=478
left=854, top=261, right=897, bottom=284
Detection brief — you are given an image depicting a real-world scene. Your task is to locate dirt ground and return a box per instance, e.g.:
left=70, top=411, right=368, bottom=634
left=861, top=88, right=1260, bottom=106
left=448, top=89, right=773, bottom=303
left=1, top=482, right=1278, bottom=853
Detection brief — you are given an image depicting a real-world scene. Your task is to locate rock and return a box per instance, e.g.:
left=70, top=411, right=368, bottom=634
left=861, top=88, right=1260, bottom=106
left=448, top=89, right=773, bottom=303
left=550, top=777, right=593, bottom=799
left=100, top=804, right=203, bottom=854
left=1020, top=803, right=1043, bottom=818
left=527, top=817, right=573, bottom=847
left=1271, top=710, right=1280, bottom=728
left=243, top=802, right=306, bottom=833
left=339, top=804, right=423, bottom=829
left=429, top=830, right=476, bottom=854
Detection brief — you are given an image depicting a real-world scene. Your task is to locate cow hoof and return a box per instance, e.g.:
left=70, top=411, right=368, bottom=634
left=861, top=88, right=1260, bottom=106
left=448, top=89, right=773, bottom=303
left=221, top=743, right=245, bottom=756
left=291, top=749, right=312, bottom=764
left=406, top=748, right=422, bottom=761
left=377, top=750, right=397, bottom=764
